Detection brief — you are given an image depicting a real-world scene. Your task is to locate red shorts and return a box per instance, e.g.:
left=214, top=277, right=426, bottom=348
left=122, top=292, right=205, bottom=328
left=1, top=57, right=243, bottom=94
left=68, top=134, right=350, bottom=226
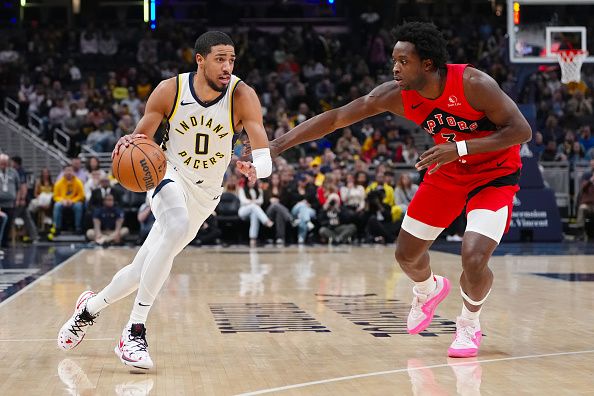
left=406, top=168, right=520, bottom=232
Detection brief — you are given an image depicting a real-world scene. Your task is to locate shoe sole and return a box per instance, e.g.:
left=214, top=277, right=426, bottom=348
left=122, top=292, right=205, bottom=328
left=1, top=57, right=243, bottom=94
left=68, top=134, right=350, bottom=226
left=447, top=348, right=479, bottom=358
left=407, top=277, right=451, bottom=335
left=448, top=331, right=482, bottom=358
left=114, top=346, right=153, bottom=370
left=57, top=291, right=95, bottom=351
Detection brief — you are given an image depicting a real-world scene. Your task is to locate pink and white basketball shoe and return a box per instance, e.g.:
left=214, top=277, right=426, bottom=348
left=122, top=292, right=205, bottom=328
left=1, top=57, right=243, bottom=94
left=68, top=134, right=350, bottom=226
left=448, top=317, right=482, bottom=358
left=407, top=275, right=451, bottom=334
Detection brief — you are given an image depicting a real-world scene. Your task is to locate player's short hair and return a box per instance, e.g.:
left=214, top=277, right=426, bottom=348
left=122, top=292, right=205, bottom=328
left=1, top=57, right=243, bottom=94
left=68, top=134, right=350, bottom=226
left=393, top=22, right=448, bottom=70
left=194, top=31, right=234, bottom=57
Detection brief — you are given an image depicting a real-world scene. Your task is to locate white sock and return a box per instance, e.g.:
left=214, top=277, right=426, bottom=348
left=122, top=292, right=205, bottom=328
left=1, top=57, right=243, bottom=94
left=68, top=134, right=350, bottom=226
left=414, top=272, right=436, bottom=295
left=461, top=303, right=481, bottom=322
left=85, top=295, right=108, bottom=316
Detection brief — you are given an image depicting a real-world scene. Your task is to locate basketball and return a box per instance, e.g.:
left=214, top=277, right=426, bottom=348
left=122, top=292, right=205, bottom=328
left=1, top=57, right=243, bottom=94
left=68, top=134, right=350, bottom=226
left=112, top=139, right=167, bottom=192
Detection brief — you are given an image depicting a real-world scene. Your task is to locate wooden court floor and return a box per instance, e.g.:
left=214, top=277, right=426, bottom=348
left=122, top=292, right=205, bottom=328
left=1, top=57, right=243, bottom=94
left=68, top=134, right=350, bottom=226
left=0, top=246, right=593, bottom=395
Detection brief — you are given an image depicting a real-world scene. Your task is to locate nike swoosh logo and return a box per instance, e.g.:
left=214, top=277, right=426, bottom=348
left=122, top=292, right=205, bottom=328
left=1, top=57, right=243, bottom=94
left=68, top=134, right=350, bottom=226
left=496, top=159, right=506, bottom=167
left=180, top=100, right=195, bottom=106
left=138, top=302, right=151, bottom=307
left=411, top=102, right=423, bottom=109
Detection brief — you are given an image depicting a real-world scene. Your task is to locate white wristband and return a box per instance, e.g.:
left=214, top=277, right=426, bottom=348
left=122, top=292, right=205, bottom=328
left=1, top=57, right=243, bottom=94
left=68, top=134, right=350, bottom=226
left=252, top=148, right=272, bottom=178
left=456, top=140, right=468, bottom=157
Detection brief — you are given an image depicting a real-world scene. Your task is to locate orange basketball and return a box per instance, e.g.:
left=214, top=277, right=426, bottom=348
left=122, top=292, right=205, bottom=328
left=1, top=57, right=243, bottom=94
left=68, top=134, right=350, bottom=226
left=112, top=139, right=167, bottom=192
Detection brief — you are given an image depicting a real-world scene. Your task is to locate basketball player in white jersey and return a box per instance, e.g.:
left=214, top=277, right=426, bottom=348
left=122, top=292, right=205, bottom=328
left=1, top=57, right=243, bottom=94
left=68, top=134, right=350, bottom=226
left=57, top=32, right=272, bottom=369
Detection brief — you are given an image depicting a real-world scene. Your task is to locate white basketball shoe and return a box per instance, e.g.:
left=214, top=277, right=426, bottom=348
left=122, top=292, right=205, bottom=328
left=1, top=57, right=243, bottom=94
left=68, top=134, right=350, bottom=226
left=448, top=317, right=482, bottom=358
left=407, top=275, right=451, bottom=334
left=114, top=323, right=154, bottom=370
left=57, top=291, right=98, bottom=350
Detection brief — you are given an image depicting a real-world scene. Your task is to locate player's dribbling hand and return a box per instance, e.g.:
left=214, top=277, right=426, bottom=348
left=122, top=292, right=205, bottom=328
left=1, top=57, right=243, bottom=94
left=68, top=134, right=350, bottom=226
left=236, top=161, right=257, bottom=183
left=112, top=134, right=148, bottom=159
left=416, top=142, right=459, bottom=175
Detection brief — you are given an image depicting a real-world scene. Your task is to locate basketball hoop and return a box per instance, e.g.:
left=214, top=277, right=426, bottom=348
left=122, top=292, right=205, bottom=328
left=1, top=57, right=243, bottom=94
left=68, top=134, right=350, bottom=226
left=556, top=49, right=587, bottom=84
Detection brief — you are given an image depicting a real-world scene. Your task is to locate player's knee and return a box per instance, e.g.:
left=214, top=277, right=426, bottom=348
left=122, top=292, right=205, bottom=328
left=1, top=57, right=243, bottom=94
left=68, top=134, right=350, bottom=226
left=163, top=216, right=190, bottom=242
left=461, top=249, right=490, bottom=275
left=394, top=245, right=419, bottom=268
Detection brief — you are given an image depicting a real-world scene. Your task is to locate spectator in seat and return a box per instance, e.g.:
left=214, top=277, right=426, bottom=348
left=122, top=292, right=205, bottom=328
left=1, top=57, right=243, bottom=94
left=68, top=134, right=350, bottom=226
left=318, top=193, right=357, bottom=244
left=58, top=157, right=88, bottom=184
left=394, top=173, right=419, bottom=214
left=366, top=172, right=395, bottom=208
left=578, top=125, right=594, bottom=154
left=540, top=140, right=565, bottom=161
left=340, top=172, right=367, bottom=232
left=84, top=170, right=102, bottom=202
left=52, top=165, right=85, bottom=234
left=364, top=190, right=400, bottom=244
left=0, top=154, right=20, bottom=247
left=530, top=132, right=546, bottom=159
left=89, top=174, right=123, bottom=209
left=85, top=156, right=105, bottom=176
left=263, top=172, right=293, bottom=245
left=87, top=194, right=128, bottom=246
left=335, top=127, right=361, bottom=157
left=361, top=129, right=385, bottom=162
left=86, top=122, right=117, bottom=153
left=237, top=177, right=274, bottom=248
left=11, top=156, right=39, bottom=242
left=28, top=168, right=54, bottom=231
left=288, top=174, right=317, bottom=244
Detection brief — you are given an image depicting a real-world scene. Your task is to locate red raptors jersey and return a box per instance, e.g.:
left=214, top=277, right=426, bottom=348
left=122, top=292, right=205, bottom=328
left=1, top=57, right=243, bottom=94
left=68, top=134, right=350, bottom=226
left=401, top=64, right=521, bottom=179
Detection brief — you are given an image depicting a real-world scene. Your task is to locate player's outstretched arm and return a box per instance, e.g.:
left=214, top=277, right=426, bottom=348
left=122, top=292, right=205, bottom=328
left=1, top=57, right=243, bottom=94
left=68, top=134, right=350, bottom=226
left=417, top=68, right=532, bottom=173
left=234, top=83, right=272, bottom=181
left=112, top=78, right=176, bottom=158
left=271, top=81, right=398, bottom=156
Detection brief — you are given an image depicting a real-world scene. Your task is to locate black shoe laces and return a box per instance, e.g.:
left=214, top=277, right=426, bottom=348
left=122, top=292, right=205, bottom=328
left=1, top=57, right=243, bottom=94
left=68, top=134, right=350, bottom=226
left=128, top=324, right=148, bottom=353
left=69, top=309, right=96, bottom=337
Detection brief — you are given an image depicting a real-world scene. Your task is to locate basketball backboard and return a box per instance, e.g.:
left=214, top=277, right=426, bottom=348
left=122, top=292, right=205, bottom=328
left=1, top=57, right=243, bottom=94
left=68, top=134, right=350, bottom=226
left=507, top=0, right=594, bottom=63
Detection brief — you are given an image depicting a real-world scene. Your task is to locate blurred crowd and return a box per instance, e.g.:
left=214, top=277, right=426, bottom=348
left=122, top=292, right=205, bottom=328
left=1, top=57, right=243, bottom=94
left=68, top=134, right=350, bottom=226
left=0, top=7, right=593, bottom=247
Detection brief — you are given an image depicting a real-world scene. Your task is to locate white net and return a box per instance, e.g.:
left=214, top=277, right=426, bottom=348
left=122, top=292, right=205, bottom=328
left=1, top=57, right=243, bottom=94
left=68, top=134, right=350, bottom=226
left=556, top=50, right=587, bottom=84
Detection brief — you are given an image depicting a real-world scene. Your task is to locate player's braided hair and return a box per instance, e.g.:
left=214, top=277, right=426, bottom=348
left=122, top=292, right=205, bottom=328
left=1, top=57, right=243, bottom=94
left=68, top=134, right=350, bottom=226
left=194, top=31, right=234, bottom=56
left=393, top=22, right=448, bottom=70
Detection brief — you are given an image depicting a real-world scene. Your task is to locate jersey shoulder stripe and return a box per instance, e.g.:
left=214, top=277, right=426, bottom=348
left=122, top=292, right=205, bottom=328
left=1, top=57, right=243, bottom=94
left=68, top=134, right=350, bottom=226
left=167, top=74, right=182, bottom=121
left=229, top=79, right=242, bottom=134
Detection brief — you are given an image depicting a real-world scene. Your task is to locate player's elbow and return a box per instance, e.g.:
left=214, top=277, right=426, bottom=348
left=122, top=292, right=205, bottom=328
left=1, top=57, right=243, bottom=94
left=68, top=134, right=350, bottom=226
left=518, top=121, right=532, bottom=144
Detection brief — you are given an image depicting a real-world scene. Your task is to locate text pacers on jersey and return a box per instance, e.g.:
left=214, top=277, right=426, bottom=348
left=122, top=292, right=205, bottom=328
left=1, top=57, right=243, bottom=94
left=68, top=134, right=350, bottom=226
left=174, top=115, right=229, bottom=170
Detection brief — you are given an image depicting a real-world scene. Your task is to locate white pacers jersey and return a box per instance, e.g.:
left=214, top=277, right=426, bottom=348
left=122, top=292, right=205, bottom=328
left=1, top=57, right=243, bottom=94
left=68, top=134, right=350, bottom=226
left=162, top=72, right=241, bottom=188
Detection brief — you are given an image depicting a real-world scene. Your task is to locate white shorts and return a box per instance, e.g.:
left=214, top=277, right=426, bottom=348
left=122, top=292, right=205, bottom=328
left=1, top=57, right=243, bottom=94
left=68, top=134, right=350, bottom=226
left=402, top=206, right=509, bottom=244
left=147, top=163, right=223, bottom=239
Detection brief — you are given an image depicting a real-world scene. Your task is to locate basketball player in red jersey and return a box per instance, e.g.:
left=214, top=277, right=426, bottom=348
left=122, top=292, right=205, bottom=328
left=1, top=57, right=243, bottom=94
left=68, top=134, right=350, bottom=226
left=267, top=22, right=532, bottom=357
